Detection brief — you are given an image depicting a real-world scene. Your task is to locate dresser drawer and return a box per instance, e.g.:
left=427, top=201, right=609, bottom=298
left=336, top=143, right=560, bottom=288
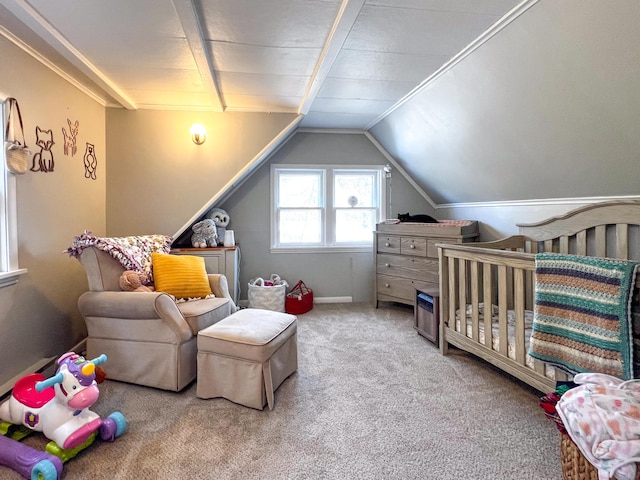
left=376, top=254, right=438, bottom=282
left=376, top=274, right=438, bottom=302
left=427, top=237, right=464, bottom=258
left=400, top=237, right=427, bottom=256
left=377, top=235, right=400, bottom=254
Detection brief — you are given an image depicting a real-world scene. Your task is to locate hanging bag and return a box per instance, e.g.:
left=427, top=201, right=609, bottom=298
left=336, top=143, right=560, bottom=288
left=285, top=280, right=314, bottom=315
left=4, top=97, right=31, bottom=175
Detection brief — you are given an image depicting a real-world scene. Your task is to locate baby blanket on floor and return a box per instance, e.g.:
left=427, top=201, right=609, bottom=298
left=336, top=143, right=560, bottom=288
left=529, top=252, right=639, bottom=380
left=556, top=373, right=640, bottom=480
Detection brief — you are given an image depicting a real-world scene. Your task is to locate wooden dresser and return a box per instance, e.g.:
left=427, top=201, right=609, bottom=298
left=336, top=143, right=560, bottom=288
left=374, top=221, right=479, bottom=307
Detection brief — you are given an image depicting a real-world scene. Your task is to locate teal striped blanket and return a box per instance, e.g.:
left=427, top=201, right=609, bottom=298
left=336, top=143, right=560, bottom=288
left=529, top=253, right=639, bottom=380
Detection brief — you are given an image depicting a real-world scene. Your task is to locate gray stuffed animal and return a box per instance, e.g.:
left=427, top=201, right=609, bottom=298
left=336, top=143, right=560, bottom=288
left=191, top=219, right=217, bottom=248
left=206, top=207, right=230, bottom=246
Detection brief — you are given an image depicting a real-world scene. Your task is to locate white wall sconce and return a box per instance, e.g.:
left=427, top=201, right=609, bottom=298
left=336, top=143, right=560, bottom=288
left=190, top=123, right=207, bottom=145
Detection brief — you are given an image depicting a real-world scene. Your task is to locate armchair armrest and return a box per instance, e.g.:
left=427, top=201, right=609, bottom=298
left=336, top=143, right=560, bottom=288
left=208, top=274, right=238, bottom=311
left=78, top=291, right=192, bottom=342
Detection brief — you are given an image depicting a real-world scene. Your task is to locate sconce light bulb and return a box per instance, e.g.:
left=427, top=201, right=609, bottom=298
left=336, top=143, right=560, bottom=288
left=190, top=123, right=207, bottom=145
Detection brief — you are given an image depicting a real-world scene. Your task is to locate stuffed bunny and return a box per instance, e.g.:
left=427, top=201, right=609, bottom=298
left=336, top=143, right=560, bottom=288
left=191, top=219, right=218, bottom=248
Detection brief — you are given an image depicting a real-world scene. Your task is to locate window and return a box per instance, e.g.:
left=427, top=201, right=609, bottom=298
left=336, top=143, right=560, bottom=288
left=0, top=95, right=27, bottom=287
left=271, top=165, right=385, bottom=251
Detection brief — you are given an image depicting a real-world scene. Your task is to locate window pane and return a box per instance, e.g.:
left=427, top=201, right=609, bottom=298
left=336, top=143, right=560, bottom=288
left=335, top=209, right=375, bottom=243
left=278, top=172, right=321, bottom=207
left=334, top=173, right=375, bottom=208
left=279, top=209, right=322, bottom=244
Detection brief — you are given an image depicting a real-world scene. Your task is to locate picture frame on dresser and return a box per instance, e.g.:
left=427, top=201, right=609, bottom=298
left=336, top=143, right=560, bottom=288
left=373, top=220, right=478, bottom=308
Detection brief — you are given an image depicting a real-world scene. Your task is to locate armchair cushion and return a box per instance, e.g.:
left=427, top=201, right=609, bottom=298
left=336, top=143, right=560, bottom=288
left=151, top=252, right=212, bottom=299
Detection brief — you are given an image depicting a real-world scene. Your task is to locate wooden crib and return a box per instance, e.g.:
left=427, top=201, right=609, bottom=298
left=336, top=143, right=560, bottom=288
left=437, top=200, right=640, bottom=392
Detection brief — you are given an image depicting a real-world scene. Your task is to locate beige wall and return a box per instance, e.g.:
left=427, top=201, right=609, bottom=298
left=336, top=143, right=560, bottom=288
left=105, top=109, right=298, bottom=237
left=0, top=37, right=298, bottom=386
left=0, top=36, right=106, bottom=386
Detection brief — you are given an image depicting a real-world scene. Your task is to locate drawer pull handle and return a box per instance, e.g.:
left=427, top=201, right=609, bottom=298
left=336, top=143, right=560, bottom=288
left=385, top=263, right=390, bottom=267
left=385, top=242, right=390, bottom=247
left=385, top=283, right=390, bottom=288
left=410, top=244, right=415, bottom=249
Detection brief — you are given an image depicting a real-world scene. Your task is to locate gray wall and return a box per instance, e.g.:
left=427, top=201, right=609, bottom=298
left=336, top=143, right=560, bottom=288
left=0, top=36, right=106, bottom=387
left=219, top=131, right=433, bottom=304
left=371, top=1, right=640, bottom=210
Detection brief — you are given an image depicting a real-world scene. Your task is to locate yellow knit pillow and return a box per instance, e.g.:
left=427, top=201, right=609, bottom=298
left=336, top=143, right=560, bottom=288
left=151, top=253, right=212, bottom=299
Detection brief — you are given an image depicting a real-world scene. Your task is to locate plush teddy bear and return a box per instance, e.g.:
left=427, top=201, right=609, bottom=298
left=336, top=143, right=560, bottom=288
left=206, top=208, right=230, bottom=246
left=119, top=270, right=154, bottom=292
left=191, top=218, right=217, bottom=248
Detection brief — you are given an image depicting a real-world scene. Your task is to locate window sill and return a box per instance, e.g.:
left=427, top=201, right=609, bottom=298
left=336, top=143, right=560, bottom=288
left=0, top=268, right=27, bottom=288
left=270, top=246, right=373, bottom=254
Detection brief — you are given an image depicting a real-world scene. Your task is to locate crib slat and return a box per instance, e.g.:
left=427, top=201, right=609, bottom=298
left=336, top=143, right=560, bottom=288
left=559, top=236, right=569, bottom=254
left=616, top=224, right=629, bottom=259
left=458, top=259, right=467, bottom=336
left=447, top=258, right=457, bottom=333
left=483, top=262, right=493, bottom=348
left=514, top=268, right=526, bottom=364
left=533, top=358, right=546, bottom=375
left=470, top=261, right=480, bottom=342
left=439, top=248, right=450, bottom=355
left=498, top=265, right=508, bottom=356
left=595, top=226, right=606, bottom=257
left=576, top=231, right=587, bottom=256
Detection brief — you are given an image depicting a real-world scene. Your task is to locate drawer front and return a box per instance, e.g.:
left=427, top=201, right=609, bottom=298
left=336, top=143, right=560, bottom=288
left=400, top=237, right=427, bottom=256
left=376, top=254, right=438, bottom=282
left=377, top=274, right=437, bottom=302
left=203, top=255, right=223, bottom=274
left=174, top=251, right=223, bottom=273
left=427, top=237, right=463, bottom=258
left=377, top=235, right=400, bottom=254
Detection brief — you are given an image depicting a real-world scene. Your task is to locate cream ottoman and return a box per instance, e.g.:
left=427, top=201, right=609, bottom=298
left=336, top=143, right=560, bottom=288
left=197, top=308, right=297, bottom=410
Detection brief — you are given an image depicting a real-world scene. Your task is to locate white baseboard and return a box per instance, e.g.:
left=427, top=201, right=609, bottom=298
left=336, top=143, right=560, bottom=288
left=314, top=296, right=352, bottom=304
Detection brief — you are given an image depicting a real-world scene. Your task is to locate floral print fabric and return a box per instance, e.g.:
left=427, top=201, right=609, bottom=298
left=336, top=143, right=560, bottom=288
left=65, top=230, right=172, bottom=284
left=557, top=372, right=640, bottom=480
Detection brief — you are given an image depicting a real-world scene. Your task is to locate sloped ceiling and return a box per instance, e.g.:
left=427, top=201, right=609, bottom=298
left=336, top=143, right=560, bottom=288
left=370, top=0, right=640, bottom=205
left=0, top=0, right=521, bottom=129
left=4, top=1, right=634, bottom=207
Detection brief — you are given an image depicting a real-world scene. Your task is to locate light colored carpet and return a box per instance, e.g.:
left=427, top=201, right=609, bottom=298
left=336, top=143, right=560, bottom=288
left=5, top=303, right=562, bottom=479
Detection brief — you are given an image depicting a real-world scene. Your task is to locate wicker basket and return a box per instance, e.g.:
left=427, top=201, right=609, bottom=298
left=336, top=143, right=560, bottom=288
left=561, top=433, right=640, bottom=480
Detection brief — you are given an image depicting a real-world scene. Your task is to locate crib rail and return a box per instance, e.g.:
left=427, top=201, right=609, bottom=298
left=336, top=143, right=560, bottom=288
left=438, top=240, right=556, bottom=393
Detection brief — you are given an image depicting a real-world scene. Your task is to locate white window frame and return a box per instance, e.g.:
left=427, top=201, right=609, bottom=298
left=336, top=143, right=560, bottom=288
left=0, top=94, right=27, bottom=287
left=271, top=164, right=386, bottom=253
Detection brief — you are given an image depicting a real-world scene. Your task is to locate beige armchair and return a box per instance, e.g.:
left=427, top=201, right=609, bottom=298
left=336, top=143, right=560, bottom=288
left=77, top=247, right=237, bottom=391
